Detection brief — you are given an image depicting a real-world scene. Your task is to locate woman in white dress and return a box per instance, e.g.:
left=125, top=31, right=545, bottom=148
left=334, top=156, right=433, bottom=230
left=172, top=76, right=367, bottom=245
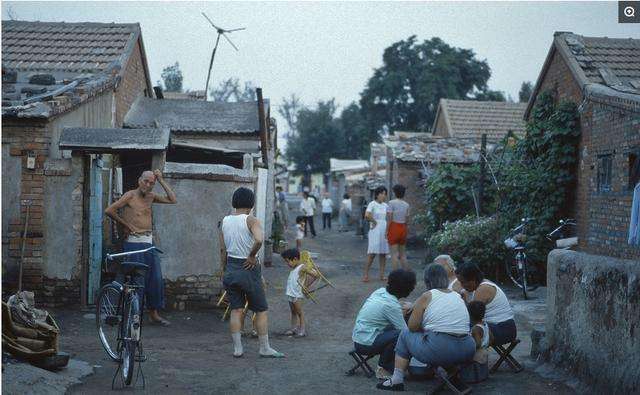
left=363, top=186, right=390, bottom=282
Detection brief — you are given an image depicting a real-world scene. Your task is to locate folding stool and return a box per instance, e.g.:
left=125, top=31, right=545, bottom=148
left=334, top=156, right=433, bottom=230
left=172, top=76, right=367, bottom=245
left=345, top=350, right=376, bottom=378
left=490, top=339, right=523, bottom=373
left=428, top=366, right=472, bottom=395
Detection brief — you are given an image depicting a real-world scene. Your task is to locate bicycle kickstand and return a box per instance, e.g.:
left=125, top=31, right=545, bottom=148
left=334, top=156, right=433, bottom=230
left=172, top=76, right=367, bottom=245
left=135, top=344, right=146, bottom=389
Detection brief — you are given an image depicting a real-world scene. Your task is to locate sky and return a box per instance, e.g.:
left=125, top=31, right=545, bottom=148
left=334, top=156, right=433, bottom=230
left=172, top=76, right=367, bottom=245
left=2, top=1, right=638, bottom=145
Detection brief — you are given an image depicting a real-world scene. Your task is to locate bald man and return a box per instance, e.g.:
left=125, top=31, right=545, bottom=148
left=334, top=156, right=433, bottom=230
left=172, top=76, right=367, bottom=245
left=105, top=169, right=177, bottom=325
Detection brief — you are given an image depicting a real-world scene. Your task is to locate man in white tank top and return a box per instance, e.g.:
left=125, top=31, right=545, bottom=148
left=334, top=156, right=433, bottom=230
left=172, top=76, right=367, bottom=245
left=456, top=262, right=517, bottom=346
left=219, top=187, right=284, bottom=358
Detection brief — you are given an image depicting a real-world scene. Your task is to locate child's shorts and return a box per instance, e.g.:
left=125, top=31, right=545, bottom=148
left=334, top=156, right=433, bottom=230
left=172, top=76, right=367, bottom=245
left=287, top=296, right=303, bottom=303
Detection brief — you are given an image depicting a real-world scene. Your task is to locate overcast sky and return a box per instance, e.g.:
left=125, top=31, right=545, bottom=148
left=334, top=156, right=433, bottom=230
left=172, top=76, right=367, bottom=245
left=3, top=1, right=638, bottom=142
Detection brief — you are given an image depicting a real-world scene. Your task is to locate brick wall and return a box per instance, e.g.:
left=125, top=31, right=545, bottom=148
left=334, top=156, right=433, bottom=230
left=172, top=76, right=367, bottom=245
left=115, top=39, right=150, bottom=127
left=530, top=45, right=640, bottom=260
left=2, top=120, right=50, bottom=297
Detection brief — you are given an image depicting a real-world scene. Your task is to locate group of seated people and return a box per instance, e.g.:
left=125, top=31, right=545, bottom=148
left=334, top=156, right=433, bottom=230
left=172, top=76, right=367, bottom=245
left=352, top=255, right=517, bottom=391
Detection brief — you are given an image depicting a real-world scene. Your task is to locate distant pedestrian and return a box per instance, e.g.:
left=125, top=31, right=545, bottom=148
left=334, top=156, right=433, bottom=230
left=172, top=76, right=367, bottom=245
left=363, top=186, right=390, bottom=282
left=219, top=187, right=284, bottom=358
left=339, top=193, right=351, bottom=232
left=275, top=186, right=288, bottom=228
left=295, top=216, right=305, bottom=250
left=321, top=193, right=333, bottom=230
left=300, top=191, right=317, bottom=238
left=387, top=184, right=410, bottom=270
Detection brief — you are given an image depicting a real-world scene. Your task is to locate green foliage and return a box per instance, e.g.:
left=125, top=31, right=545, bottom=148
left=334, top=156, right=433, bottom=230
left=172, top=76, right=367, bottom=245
left=210, top=77, right=256, bottom=102
left=161, top=62, right=183, bottom=92
left=359, top=36, right=495, bottom=133
left=518, top=81, right=533, bottom=103
left=474, top=90, right=507, bottom=102
left=421, top=90, right=580, bottom=272
left=428, top=216, right=508, bottom=276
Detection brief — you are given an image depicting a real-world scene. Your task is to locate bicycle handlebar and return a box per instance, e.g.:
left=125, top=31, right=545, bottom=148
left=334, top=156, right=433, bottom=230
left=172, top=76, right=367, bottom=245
left=106, top=246, right=164, bottom=260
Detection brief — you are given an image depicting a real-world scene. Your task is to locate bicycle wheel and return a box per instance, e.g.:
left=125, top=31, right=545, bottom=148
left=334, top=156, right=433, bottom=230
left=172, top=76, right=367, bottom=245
left=122, top=296, right=137, bottom=385
left=505, top=256, right=524, bottom=289
left=96, top=283, right=123, bottom=361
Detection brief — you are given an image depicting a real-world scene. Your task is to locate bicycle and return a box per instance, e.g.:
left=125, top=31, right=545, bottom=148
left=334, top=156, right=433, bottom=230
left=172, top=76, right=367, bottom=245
left=546, top=218, right=577, bottom=249
left=503, top=218, right=538, bottom=300
left=95, top=246, right=162, bottom=387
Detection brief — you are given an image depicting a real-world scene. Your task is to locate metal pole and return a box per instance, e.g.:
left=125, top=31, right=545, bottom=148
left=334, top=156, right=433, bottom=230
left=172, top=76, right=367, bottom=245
left=204, top=34, right=221, bottom=101
left=478, top=134, right=487, bottom=215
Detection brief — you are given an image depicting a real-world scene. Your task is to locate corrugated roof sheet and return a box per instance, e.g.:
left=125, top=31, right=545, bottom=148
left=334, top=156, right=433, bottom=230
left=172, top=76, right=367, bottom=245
left=59, top=127, right=169, bottom=151
left=438, top=99, right=527, bottom=142
left=124, top=97, right=261, bottom=134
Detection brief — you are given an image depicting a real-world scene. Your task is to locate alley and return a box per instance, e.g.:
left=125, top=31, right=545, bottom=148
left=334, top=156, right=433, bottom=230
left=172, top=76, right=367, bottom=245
left=51, top=207, right=573, bottom=394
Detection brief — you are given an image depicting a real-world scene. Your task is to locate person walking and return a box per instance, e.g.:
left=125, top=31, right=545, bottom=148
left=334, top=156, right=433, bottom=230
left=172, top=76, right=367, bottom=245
left=363, top=186, right=390, bottom=282
left=300, top=191, right=317, bottom=238
left=105, top=169, right=176, bottom=326
left=219, top=187, right=284, bottom=358
left=321, top=193, right=333, bottom=230
left=387, top=184, right=410, bottom=270
left=339, top=193, right=351, bottom=232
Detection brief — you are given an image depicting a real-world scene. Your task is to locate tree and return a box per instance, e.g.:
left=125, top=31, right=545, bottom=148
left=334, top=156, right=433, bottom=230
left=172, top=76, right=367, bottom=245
left=519, top=81, right=533, bottom=103
left=210, top=77, right=256, bottom=102
left=474, top=89, right=506, bottom=102
left=360, top=36, right=494, bottom=134
left=285, top=99, right=345, bottom=175
left=161, top=62, right=183, bottom=92
left=339, top=102, right=378, bottom=159
left=278, top=94, right=302, bottom=137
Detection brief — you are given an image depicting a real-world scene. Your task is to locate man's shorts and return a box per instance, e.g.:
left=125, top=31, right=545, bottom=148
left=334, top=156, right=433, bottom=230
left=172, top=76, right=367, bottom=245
left=387, top=222, right=408, bottom=245
left=222, top=257, right=268, bottom=312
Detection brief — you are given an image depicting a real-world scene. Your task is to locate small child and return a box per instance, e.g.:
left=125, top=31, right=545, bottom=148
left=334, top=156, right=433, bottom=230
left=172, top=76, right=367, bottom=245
left=281, top=248, right=311, bottom=337
left=461, top=301, right=491, bottom=383
left=295, top=216, right=305, bottom=249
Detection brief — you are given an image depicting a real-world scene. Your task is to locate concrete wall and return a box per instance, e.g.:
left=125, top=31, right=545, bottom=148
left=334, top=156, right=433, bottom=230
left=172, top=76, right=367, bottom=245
left=153, top=172, right=254, bottom=280
left=545, top=249, right=640, bottom=393
left=1, top=143, right=23, bottom=283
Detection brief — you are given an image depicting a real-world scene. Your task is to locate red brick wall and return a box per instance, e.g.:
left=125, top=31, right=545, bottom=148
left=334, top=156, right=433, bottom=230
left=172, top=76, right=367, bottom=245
left=2, top=120, right=50, bottom=295
left=530, top=46, right=640, bottom=260
left=115, top=39, right=150, bottom=126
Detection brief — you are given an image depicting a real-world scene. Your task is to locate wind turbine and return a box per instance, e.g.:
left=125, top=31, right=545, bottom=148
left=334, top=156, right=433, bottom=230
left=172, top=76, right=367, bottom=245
left=202, top=12, right=245, bottom=101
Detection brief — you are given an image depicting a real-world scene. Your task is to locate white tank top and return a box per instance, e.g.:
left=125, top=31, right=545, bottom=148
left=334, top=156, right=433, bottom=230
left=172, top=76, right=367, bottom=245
left=422, top=289, right=470, bottom=335
left=222, top=214, right=255, bottom=259
left=475, top=322, right=490, bottom=348
left=473, top=280, right=514, bottom=324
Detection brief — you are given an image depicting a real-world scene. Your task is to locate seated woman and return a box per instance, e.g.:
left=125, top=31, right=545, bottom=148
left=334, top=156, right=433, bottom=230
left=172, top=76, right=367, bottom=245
left=456, top=262, right=516, bottom=346
left=352, top=269, right=416, bottom=379
left=377, top=264, right=475, bottom=391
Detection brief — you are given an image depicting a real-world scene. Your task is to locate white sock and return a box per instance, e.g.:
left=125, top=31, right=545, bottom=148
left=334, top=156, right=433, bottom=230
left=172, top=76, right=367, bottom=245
left=258, top=334, right=279, bottom=355
left=231, top=332, right=243, bottom=356
left=390, top=368, right=405, bottom=385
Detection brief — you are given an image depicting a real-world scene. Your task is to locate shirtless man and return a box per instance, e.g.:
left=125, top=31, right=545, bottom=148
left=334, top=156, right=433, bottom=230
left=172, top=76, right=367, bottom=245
left=105, top=170, right=177, bottom=325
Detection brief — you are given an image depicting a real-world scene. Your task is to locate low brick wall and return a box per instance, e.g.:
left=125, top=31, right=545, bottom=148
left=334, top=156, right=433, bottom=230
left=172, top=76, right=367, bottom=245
left=164, top=274, right=223, bottom=311
left=545, top=249, right=640, bottom=393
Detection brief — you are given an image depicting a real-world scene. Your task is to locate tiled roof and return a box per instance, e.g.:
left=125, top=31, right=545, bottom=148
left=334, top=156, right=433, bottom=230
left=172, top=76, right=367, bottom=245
left=383, top=133, right=493, bottom=164
left=329, top=158, right=369, bottom=173
left=526, top=32, right=640, bottom=117
left=124, top=97, right=262, bottom=134
left=434, top=99, right=527, bottom=142
left=2, top=20, right=148, bottom=118
left=2, top=21, right=140, bottom=73
left=59, top=127, right=170, bottom=151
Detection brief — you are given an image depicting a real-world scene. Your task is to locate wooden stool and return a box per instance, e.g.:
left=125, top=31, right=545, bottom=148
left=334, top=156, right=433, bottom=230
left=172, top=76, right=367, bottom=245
left=490, top=339, right=523, bottom=373
left=428, top=366, right=472, bottom=395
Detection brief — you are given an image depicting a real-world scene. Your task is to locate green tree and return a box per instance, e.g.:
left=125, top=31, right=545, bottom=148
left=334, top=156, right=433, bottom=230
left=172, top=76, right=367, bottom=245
left=474, top=89, right=506, bottom=102
left=161, top=62, right=183, bottom=92
left=210, top=77, right=256, bottom=102
left=359, top=36, right=494, bottom=134
left=278, top=94, right=302, bottom=137
left=519, top=81, right=533, bottom=103
left=339, top=102, right=378, bottom=159
left=285, top=99, right=345, bottom=175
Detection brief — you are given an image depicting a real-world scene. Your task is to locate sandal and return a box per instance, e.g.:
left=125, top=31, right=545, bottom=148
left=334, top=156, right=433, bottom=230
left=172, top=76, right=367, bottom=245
left=376, top=379, right=405, bottom=391
left=283, top=329, right=296, bottom=336
left=260, top=351, right=285, bottom=358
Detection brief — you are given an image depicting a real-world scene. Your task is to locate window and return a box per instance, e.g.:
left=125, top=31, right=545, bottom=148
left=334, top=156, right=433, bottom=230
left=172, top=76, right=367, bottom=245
left=630, top=152, right=640, bottom=190
left=597, top=154, right=613, bottom=192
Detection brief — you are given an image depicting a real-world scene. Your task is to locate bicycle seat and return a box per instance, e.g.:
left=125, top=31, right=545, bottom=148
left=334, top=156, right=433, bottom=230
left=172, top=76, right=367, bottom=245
left=120, top=261, right=149, bottom=275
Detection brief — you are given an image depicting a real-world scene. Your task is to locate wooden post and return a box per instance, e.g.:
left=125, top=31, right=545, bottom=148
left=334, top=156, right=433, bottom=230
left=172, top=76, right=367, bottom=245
left=257, top=88, right=269, bottom=165
left=478, top=134, right=487, bottom=215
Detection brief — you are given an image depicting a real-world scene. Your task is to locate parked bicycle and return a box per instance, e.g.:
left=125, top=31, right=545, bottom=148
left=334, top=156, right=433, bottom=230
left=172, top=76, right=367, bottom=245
left=503, top=218, right=538, bottom=300
left=546, top=218, right=577, bottom=249
left=96, top=246, right=162, bottom=387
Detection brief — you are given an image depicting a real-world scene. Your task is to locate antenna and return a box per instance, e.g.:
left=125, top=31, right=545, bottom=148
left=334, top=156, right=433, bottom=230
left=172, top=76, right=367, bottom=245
left=202, top=12, right=246, bottom=101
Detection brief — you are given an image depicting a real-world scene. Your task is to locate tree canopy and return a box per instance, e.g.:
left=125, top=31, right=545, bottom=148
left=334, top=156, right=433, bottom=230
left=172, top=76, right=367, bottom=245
left=210, top=77, right=256, bottom=102
left=161, top=62, right=183, bottom=92
left=359, top=36, right=495, bottom=134
left=519, top=81, right=533, bottom=103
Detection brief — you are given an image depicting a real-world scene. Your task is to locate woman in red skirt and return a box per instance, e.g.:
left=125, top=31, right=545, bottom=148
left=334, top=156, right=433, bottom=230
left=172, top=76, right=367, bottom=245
left=387, top=184, right=410, bottom=270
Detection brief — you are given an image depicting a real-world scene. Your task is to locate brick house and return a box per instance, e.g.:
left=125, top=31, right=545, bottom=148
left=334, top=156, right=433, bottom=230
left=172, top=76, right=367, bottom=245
left=432, top=99, right=526, bottom=143
left=2, top=20, right=154, bottom=306
left=383, top=132, right=487, bottom=242
left=526, top=32, right=640, bottom=260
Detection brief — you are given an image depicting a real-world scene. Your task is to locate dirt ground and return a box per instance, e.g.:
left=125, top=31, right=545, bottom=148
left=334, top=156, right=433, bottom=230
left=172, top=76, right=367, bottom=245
left=51, top=208, right=575, bottom=394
